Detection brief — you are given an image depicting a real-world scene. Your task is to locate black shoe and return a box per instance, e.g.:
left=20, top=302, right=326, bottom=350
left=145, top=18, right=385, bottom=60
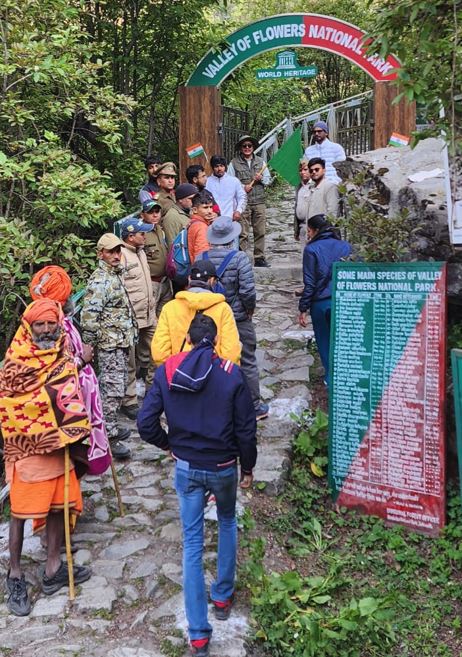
left=254, top=258, right=271, bottom=268
left=190, top=639, right=210, bottom=656
left=120, top=404, right=139, bottom=420
left=42, top=561, right=92, bottom=596
left=117, top=427, right=132, bottom=442
left=6, top=573, right=31, bottom=616
left=110, top=439, right=131, bottom=459
left=212, top=593, right=234, bottom=620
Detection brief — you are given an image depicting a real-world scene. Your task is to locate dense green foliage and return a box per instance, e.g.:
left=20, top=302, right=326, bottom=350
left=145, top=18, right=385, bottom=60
left=243, top=408, right=462, bottom=656
left=367, top=0, right=461, bottom=150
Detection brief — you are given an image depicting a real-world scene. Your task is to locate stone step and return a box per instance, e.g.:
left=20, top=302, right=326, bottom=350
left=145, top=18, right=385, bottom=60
left=253, top=263, right=302, bottom=283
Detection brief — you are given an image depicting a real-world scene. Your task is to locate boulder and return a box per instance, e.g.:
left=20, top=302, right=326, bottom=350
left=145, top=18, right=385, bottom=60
left=335, top=138, right=462, bottom=297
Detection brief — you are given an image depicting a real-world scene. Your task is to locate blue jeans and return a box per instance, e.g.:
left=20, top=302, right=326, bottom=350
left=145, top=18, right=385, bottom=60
left=310, top=298, right=332, bottom=385
left=174, top=459, right=238, bottom=640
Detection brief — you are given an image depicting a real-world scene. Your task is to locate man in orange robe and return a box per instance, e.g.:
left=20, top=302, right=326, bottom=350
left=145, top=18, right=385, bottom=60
left=0, top=299, right=92, bottom=615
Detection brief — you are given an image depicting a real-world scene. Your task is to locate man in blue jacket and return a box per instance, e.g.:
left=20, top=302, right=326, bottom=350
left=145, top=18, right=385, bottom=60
left=138, top=315, right=257, bottom=657
left=298, top=214, right=352, bottom=385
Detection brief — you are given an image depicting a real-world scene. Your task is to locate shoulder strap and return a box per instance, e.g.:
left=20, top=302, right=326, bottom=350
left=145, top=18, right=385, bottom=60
left=202, top=251, right=209, bottom=260
left=216, top=250, right=237, bottom=278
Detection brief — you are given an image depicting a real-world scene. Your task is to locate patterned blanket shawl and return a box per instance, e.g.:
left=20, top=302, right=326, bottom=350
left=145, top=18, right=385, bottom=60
left=0, top=316, right=91, bottom=463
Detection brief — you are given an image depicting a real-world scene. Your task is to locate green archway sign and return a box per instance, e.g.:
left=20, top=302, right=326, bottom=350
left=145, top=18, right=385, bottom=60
left=186, top=13, right=401, bottom=87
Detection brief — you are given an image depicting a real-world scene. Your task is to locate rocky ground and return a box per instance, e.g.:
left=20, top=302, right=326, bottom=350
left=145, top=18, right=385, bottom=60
left=0, top=192, right=315, bottom=657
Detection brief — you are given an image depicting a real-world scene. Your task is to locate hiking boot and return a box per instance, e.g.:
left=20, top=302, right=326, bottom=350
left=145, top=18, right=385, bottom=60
left=110, top=439, right=131, bottom=459
left=190, top=638, right=210, bottom=656
left=120, top=404, right=139, bottom=421
left=42, top=561, right=92, bottom=596
left=6, top=573, right=31, bottom=616
left=255, top=402, right=269, bottom=421
left=212, top=593, right=234, bottom=620
left=117, top=427, right=132, bottom=441
left=254, top=258, right=270, bottom=268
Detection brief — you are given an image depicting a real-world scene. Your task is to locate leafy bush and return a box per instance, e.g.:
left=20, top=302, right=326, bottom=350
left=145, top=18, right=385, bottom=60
left=245, top=546, right=397, bottom=656
left=336, top=200, right=419, bottom=263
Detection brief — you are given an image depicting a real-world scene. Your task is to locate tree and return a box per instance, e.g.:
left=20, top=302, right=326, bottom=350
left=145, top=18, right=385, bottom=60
left=366, top=0, right=461, bottom=151
left=0, top=0, right=133, bottom=352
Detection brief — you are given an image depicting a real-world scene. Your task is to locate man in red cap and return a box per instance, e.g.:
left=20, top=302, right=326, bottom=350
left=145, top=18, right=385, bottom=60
left=0, top=300, right=92, bottom=616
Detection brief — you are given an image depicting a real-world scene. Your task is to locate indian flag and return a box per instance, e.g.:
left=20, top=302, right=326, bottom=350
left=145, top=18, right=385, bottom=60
left=388, top=132, right=410, bottom=147
left=186, top=143, right=205, bottom=158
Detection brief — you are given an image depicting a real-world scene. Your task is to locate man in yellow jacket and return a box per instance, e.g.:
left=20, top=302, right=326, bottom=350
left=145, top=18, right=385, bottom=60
left=152, top=260, right=241, bottom=367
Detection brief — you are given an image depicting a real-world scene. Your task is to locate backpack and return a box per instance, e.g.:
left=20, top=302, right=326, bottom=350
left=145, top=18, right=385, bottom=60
left=166, top=226, right=190, bottom=280
left=202, top=250, right=237, bottom=295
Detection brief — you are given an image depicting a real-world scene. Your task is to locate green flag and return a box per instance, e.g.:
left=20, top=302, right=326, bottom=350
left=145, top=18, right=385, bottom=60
left=267, top=128, right=303, bottom=186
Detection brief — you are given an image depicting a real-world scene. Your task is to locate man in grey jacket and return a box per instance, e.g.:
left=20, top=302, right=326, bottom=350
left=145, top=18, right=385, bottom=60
left=197, top=216, right=269, bottom=421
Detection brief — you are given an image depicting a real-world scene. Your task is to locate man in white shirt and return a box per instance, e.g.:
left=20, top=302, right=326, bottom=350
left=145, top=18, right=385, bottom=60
left=304, top=121, right=346, bottom=184
left=205, top=155, right=247, bottom=222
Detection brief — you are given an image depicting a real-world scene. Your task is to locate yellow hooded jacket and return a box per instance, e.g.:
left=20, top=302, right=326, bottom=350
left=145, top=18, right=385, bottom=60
left=151, top=290, right=241, bottom=366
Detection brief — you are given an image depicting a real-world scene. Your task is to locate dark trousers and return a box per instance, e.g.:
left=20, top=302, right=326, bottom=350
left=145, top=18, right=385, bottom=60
left=310, top=298, right=332, bottom=385
left=237, top=318, right=260, bottom=409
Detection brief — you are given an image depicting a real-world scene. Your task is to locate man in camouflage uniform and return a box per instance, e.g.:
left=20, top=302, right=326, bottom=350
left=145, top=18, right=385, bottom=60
left=81, top=233, right=138, bottom=459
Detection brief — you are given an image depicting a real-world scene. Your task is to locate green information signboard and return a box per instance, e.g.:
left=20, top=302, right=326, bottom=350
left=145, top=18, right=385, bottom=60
left=328, top=262, right=447, bottom=535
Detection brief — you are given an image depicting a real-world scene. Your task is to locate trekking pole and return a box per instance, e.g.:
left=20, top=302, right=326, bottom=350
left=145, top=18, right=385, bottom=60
left=109, top=444, right=125, bottom=517
left=248, top=162, right=268, bottom=190
left=63, top=445, right=75, bottom=601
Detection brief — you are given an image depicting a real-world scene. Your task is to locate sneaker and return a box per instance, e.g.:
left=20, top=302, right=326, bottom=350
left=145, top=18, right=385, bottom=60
left=255, top=403, right=269, bottom=421
left=120, top=404, right=139, bottom=420
left=212, top=593, right=234, bottom=620
left=6, top=573, right=31, bottom=616
left=117, top=427, right=132, bottom=441
left=42, top=561, right=92, bottom=596
left=190, top=638, right=210, bottom=656
left=254, top=258, right=271, bottom=268
left=110, top=439, right=131, bottom=459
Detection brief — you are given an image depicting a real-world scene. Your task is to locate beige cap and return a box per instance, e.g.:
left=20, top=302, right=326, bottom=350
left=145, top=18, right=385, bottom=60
left=156, top=161, right=177, bottom=176
left=97, top=233, right=124, bottom=251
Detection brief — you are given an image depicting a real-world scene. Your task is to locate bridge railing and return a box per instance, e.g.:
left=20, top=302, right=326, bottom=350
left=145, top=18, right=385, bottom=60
left=255, top=90, right=374, bottom=161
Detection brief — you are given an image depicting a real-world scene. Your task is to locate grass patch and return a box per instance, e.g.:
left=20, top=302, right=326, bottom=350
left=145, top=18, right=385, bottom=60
left=242, top=409, right=462, bottom=656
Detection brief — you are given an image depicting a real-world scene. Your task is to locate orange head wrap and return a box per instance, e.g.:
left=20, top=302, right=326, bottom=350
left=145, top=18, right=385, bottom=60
left=22, top=299, right=61, bottom=326
left=29, top=265, right=72, bottom=306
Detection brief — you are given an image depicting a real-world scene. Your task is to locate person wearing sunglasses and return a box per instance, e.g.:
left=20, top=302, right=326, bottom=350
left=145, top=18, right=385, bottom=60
left=228, top=135, right=272, bottom=268
left=304, top=157, right=340, bottom=222
left=304, top=120, right=346, bottom=184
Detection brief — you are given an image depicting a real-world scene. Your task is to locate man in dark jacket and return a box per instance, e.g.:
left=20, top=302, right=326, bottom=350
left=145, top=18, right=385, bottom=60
left=139, top=154, right=162, bottom=203
left=138, top=314, right=257, bottom=657
left=198, top=215, right=269, bottom=421
left=298, top=215, right=352, bottom=385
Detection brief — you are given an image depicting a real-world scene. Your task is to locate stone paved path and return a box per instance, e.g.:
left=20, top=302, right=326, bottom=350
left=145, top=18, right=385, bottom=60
left=0, top=191, right=315, bottom=657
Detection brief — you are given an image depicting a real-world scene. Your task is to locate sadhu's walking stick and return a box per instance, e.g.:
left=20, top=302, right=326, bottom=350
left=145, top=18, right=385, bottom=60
left=108, top=444, right=125, bottom=517
left=64, top=445, right=75, bottom=600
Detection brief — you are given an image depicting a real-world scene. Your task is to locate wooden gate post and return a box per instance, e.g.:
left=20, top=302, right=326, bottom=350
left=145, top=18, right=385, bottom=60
left=373, top=82, right=416, bottom=149
left=179, top=86, right=222, bottom=181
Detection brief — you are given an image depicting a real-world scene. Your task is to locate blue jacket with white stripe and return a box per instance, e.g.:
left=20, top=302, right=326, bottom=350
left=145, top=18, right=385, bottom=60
left=137, top=340, right=257, bottom=472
